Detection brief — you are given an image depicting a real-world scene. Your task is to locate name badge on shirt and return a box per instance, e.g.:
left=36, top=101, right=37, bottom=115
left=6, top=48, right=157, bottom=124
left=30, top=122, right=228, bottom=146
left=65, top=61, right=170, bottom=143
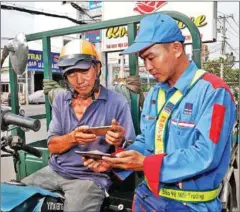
left=144, top=115, right=157, bottom=120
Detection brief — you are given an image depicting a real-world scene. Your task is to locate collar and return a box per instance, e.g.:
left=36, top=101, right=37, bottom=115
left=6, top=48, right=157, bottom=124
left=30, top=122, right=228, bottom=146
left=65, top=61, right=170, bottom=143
left=64, top=84, right=108, bottom=102
left=155, top=61, right=198, bottom=95
left=174, top=61, right=198, bottom=95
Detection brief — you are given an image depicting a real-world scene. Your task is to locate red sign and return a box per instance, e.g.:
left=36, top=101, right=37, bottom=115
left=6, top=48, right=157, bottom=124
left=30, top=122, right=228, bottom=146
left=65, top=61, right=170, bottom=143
left=133, top=1, right=167, bottom=14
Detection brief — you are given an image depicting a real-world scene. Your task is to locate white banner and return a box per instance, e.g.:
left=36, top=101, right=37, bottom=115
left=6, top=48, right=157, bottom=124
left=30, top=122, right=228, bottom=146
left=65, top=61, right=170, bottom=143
left=102, top=1, right=217, bottom=52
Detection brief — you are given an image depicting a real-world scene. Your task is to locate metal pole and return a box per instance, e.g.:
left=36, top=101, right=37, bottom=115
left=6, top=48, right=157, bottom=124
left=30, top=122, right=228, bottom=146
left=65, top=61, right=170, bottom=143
left=42, top=37, right=52, bottom=129
left=31, top=71, right=35, bottom=93
left=221, top=15, right=226, bottom=56
left=127, top=23, right=140, bottom=135
left=238, top=62, right=240, bottom=140
left=220, top=61, right=224, bottom=79
left=218, top=14, right=233, bottom=56
left=104, top=52, right=108, bottom=87
left=119, top=55, right=124, bottom=79
left=25, top=66, right=29, bottom=105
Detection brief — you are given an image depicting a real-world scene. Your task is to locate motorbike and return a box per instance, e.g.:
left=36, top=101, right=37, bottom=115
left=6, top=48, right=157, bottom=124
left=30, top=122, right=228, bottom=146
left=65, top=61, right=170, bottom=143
left=1, top=107, right=65, bottom=212
left=0, top=33, right=66, bottom=212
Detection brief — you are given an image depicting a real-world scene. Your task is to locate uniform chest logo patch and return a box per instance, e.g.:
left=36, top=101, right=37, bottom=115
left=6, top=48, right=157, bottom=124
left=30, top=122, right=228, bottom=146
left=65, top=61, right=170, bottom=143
left=164, top=102, right=174, bottom=114
left=184, top=103, right=193, bottom=115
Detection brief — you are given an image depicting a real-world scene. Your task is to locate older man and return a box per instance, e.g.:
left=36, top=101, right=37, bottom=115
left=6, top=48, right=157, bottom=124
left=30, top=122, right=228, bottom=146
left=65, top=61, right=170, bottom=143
left=22, top=39, right=136, bottom=212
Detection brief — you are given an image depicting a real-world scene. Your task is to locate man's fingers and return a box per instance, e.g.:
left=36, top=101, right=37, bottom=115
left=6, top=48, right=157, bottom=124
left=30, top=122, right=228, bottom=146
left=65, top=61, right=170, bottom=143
left=105, top=137, right=114, bottom=145
left=110, top=125, right=124, bottom=133
left=82, top=158, right=95, bottom=166
left=76, top=137, right=96, bottom=142
left=105, top=125, right=125, bottom=146
left=72, top=126, right=97, bottom=145
left=105, top=134, right=117, bottom=143
left=75, top=137, right=96, bottom=144
left=111, top=119, right=118, bottom=126
left=111, top=123, right=124, bottom=134
left=106, top=130, right=122, bottom=139
left=76, top=138, right=96, bottom=144
left=92, top=161, right=110, bottom=173
left=92, top=161, right=101, bottom=170
left=87, top=161, right=98, bottom=169
left=83, top=159, right=100, bottom=169
left=75, top=125, right=90, bottom=131
left=75, top=132, right=96, bottom=139
left=105, top=135, right=122, bottom=146
left=115, top=150, right=135, bottom=158
left=102, top=156, right=126, bottom=164
left=102, top=157, right=128, bottom=169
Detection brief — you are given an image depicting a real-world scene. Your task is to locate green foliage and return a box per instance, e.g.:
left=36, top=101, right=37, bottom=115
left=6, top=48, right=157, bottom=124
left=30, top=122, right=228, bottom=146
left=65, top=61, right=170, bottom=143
left=232, top=87, right=239, bottom=100
left=141, top=84, right=152, bottom=92
left=203, top=57, right=239, bottom=84
left=203, top=57, right=239, bottom=101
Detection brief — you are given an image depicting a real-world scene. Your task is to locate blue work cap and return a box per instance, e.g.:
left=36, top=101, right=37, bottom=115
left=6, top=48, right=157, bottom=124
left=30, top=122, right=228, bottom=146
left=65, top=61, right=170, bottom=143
left=120, top=13, right=185, bottom=55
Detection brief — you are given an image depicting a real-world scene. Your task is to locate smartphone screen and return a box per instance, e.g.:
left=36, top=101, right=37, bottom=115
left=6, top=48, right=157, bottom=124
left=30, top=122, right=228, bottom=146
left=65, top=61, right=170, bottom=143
left=75, top=151, right=116, bottom=160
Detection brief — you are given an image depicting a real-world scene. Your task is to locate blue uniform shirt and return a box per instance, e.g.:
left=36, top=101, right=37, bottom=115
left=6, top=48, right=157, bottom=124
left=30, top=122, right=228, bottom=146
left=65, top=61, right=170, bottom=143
left=48, top=85, right=136, bottom=190
left=119, top=61, right=236, bottom=212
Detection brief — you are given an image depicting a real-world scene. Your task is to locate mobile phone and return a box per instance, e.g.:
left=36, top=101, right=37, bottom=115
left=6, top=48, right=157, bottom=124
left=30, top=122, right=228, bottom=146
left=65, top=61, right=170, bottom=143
left=75, top=151, right=116, bottom=160
left=84, top=126, right=112, bottom=136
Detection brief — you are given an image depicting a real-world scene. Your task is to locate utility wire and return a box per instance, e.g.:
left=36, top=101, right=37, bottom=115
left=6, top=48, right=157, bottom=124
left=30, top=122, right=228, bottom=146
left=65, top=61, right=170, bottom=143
left=226, top=41, right=239, bottom=55
left=2, top=2, right=77, bottom=17
left=226, top=30, right=239, bottom=38
left=218, top=11, right=227, bottom=16
left=208, top=43, right=222, bottom=53
left=209, top=44, right=221, bottom=51
left=70, top=2, right=96, bottom=22
left=209, top=46, right=221, bottom=52
left=231, top=16, right=239, bottom=29
left=208, top=43, right=222, bottom=52
left=226, top=19, right=239, bottom=35
left=217, top=19, right=222, bottom=25
left=226, top=24, right=239, bottom=37
left=1, top=4, right=87, bottom=25
left=209, top=47, right=222, bottom=54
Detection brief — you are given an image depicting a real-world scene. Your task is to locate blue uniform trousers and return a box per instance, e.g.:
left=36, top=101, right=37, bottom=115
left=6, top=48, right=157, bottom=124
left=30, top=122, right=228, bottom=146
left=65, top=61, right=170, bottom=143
left=132, top=183, right=192, bottom=212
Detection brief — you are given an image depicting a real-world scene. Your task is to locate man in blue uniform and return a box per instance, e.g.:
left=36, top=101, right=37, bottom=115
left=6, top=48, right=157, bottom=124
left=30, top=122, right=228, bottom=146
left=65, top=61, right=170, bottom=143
left=83, top=13, right=237, bottom=212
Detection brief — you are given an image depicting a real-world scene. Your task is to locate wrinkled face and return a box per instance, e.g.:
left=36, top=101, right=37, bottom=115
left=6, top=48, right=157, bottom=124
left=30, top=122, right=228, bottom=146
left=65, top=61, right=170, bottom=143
left=66, top=64, right=100, bottom=96
left=139, top=42, right=183, bottom=83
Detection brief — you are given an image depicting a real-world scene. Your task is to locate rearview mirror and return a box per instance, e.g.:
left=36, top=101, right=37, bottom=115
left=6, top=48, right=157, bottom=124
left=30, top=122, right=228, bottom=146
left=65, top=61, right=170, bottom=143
left=1, top=32, right=28, bottom=75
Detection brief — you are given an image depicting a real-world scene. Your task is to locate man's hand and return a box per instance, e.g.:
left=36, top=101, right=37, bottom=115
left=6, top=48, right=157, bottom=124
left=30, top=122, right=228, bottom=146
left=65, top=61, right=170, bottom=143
left=102, top=150, right=145, bottom=171
left=70, top=126, right=97, bottom=145
left=82, top=150, right=111, bottom=172
left=105, top=119, right=125, bottom=146
left=43, top=79, right=62, bottom=95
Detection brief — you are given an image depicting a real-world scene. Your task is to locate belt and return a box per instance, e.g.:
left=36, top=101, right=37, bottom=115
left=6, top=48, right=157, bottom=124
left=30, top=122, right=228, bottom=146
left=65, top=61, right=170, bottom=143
left=159, top=187, right=220, bottom=203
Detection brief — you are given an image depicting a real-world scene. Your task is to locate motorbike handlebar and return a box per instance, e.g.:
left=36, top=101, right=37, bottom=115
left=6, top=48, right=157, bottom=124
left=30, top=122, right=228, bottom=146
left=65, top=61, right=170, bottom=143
left=6, top=135, right=42, bottom=158
left=1, top=109, right=41, bottom=132
left=21, top=144, right=42, bottom=158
